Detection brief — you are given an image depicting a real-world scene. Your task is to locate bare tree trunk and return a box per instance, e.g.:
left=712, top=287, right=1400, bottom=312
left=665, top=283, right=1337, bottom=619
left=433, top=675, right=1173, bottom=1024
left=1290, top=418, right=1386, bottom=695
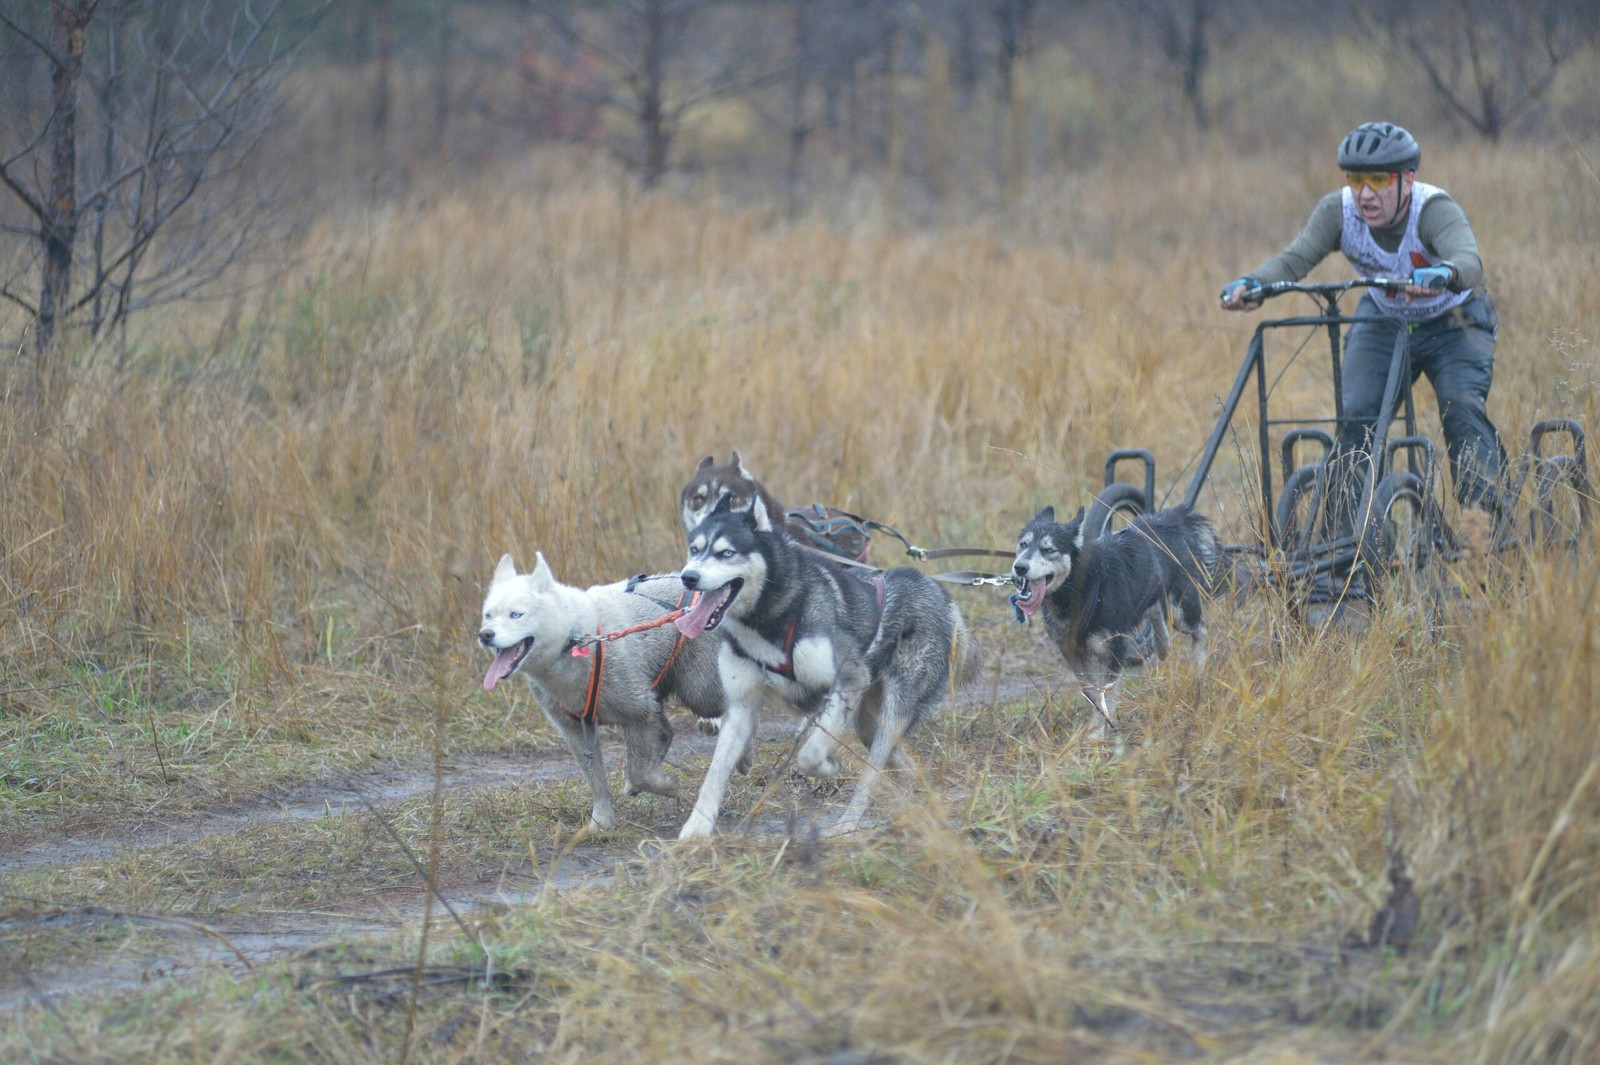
left=1181, top=0, right=1210, bottom=131
left=784, top=0, right=813, bottom=218
left=1, top=0, right=327, bottom=358
left=640, top=0, right=669, bottom=190
left=995, top=0, right=1035, bottom=202
left=432, top=3, right=453, bottom=167
left=1389, top=0, right=1599, bottom=142
left=950, top=0, right=981, bottom=104
left=525, top=0, right=742, bottom=191
left=848, top=58, right=867, bottom=176
left=1136, top=0, right=1214, bottom=133
left=1003, top=59, right=1028, bottom=203
left=38, top=0, right=91, bottom=355
left=373, top=0, right=394, bottom=151
left=883, top=20, right=904, bottom=219
left=995, top=0, right=1033, bottom=106
left=90, top=12, right=122, bottom=340
left=923, top=29, right=955, bottom=204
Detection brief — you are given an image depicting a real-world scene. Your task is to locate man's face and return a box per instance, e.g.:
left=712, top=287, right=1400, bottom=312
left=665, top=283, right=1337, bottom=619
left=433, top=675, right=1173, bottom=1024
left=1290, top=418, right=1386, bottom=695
left=1347, top=170, right=1415, bottom=228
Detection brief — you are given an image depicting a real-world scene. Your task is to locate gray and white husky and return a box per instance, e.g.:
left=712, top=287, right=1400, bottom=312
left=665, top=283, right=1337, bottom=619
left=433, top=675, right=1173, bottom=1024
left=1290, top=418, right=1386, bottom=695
left=680, top=452, right=873, bottom=562
left=672, top=492, right=981, bottom=838
left=1010, top=505, right=1218, bottom=735
left=478, top=553, right=727, bottom=831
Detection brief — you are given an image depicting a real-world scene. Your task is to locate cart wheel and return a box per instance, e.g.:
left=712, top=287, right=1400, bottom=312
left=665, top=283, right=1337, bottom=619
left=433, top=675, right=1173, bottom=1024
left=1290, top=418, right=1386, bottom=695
left=1533, top=455, right=1593, bottom=548
left=1274, top=464, right=1324, bottom=553
left=1357, top=471, right=1432, bottom=578
left=1085, top=483, right=1148, bottom=541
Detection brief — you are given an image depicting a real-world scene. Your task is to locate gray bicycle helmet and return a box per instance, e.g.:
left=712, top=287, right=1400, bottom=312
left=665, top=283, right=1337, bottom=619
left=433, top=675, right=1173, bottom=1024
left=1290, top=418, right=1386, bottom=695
left=1337, top=122, right=1421, bottom=172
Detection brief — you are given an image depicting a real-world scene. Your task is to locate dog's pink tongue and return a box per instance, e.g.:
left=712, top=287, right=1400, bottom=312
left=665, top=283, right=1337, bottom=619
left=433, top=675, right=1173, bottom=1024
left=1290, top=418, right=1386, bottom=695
left=483, top=647, right=522, bottom=692
left=674, top=588, right=724, bottom=639
left=1017, top=578, right=1047, bottom=618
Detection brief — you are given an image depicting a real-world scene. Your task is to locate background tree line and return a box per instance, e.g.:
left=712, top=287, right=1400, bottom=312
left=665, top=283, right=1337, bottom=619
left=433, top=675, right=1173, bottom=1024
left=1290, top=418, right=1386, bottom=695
left=2, top=0, right=1597, bottom=359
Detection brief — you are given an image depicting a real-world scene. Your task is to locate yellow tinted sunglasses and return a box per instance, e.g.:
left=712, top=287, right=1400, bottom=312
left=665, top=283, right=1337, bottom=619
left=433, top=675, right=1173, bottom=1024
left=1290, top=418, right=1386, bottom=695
left=1345, top=171, right=1397, bottom=191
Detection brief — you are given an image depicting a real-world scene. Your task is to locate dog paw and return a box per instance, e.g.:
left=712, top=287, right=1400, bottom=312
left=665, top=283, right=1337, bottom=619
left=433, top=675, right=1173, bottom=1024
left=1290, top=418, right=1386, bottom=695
left=797, top=750, right=841, bottom=779
left=678, top=813, right=716, bottom=839
left=821, top=815, right=866, bottom=838
left=696, top=717, right=722, bottom=735
left=625, top=776, right=680, bottom=799
left=802, top=776, right=842, bottom=799
left=588, top=809, right=617, bottom=832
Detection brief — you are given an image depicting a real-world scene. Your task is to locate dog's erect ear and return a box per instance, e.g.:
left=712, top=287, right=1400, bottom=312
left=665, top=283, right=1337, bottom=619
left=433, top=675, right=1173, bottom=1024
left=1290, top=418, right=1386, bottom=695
left=733, top=450, right=753, bottom=477
left=750, top=491, right=773, bottom=531
left=1068, top=507, right=1087, bottom=549
left=493, top=554, right=518, bottom=583
left=531, top=551, right=555, bottom=591
left=1033, top=505, right=1055, bottom=525
left=697, top=454, right=713, bottom=470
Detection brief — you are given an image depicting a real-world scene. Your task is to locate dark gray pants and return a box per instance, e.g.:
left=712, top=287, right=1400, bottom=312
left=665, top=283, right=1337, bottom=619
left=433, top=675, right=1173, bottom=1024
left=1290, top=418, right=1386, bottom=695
left=1338, top=291, right=1505, bottom=511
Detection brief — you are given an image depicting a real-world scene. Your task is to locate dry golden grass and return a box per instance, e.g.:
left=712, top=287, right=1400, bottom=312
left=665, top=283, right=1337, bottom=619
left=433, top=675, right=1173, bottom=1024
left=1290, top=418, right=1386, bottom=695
left=2, top=59, right=1599, bottom=1062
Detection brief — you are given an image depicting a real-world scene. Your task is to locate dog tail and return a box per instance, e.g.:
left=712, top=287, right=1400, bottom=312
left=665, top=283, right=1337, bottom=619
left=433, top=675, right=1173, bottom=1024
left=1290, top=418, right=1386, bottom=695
left=947, top=607, right=983, bottom=692
left=1135, top=505, right=1224, bottom=597
left=1187, top=510, right=1225, bottom=597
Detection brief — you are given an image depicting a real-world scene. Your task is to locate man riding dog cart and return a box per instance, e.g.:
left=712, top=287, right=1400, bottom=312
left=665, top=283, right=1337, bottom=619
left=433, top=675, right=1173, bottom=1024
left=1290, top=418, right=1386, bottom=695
left=1221, top=121, right=1505, bottom=533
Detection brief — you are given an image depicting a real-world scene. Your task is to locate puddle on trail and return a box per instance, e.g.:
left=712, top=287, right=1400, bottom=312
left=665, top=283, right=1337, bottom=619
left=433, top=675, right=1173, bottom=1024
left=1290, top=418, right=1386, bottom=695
left=0, top=753, right=551, bottom=875
left=0, top=846, right=629, bottom=1014
left=0, top=638, right=1063, bottom=1016
left=0, top=713, right=792, bottom=876
left=1, top=615, right=1052, bottom=879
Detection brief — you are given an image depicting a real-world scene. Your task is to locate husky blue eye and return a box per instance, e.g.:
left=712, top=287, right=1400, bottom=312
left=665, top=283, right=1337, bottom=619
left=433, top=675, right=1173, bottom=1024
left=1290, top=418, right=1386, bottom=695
left=716, top=548, right=736, bottom=560
left=510, top=611, right=523, bottom=619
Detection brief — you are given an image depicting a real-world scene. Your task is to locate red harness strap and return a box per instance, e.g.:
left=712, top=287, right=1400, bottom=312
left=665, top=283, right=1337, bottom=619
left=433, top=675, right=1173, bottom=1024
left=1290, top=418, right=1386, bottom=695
left=568, top=621, right=606, bottom=723
left=768, top=616, right=801, bottom=680
left=769, top=574, right=883, bottom=681
left=566, top=593, right=698, bottom=722
left=648, top=589, right=696, bottom=688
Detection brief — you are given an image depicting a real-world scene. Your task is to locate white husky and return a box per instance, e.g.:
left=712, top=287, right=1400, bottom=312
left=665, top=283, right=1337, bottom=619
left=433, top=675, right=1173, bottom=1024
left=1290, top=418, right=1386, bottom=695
left=478, top=553, right=727, bottom=831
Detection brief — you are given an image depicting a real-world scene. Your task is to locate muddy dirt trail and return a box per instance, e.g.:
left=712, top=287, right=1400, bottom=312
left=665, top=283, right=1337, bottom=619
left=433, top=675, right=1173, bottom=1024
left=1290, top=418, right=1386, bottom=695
left=0, top=634, right=1068, bottom=1015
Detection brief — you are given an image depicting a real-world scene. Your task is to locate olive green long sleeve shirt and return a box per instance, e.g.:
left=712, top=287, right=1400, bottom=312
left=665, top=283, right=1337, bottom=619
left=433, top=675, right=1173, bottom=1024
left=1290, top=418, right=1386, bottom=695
left=1245, top=190, right=1485, bottom=293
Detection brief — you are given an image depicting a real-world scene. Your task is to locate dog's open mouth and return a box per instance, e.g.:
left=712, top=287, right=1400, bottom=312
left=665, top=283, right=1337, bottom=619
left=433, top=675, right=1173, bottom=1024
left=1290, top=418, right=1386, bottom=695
left=483, top=637, right=534, bottom=692
left=675, top=580, right=742, bottom=638
left=1010, top=577, right=1047, bottom=620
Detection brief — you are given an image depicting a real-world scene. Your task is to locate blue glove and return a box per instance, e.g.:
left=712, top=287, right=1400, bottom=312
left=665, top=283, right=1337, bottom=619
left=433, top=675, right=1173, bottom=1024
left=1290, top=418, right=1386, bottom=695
left=1221, top=277, right=1263, bottom=304
left=1412, top=265, right=1453, bottom=291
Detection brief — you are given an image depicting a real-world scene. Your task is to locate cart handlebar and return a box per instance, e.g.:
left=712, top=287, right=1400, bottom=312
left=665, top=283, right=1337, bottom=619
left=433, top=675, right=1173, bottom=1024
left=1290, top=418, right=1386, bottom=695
left=1220, top=276, right=1408, bottom=308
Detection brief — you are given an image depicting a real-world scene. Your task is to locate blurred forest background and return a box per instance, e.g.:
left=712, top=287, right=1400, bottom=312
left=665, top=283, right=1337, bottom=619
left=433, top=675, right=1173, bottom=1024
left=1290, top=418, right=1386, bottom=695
left=2, top=0, right=1598, bottom=359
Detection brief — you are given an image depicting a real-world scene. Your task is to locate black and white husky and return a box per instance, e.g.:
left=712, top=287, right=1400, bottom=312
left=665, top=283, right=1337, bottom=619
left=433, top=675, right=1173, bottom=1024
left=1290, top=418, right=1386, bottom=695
left=479, top=553, right=726, bottom=831
left=672, top=492, right=981, bottom=838
left=1010, top=505, right=1218, bottom=735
